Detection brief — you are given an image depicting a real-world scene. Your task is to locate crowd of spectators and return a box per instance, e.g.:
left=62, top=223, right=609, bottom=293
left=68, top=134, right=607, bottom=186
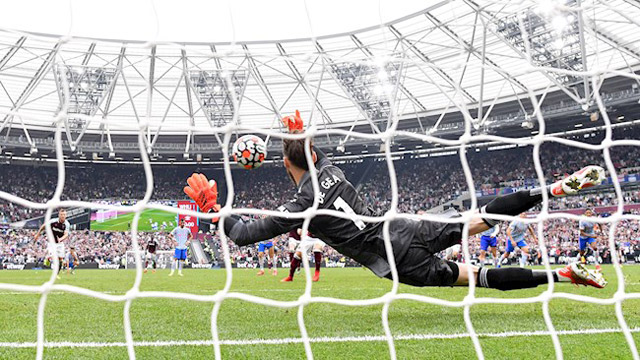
left=4, top=211, right=640, bottom=267
left=1, top=125, right=639, bottom=266
left=2, top=138, right=639, bottom=221
left=0, top=229, right=176, bottom=266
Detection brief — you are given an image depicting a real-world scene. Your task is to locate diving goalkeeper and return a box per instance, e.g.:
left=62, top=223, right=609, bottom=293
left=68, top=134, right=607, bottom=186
left=183, top=112, right=607, bottom=290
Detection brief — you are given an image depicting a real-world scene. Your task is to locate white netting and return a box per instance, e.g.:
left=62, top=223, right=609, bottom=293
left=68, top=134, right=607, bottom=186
left=1, top=1, right=640, bottom=359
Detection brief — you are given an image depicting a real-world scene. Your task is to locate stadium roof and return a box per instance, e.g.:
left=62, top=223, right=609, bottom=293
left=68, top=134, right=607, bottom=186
left=0, top=0, right=639, bottom=159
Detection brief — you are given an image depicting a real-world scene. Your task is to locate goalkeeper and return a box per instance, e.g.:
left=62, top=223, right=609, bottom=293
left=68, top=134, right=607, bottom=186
left=184, top=112, right=607, bottom=291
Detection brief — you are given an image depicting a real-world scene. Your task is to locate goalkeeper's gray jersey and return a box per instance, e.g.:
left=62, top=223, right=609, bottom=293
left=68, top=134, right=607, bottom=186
left=226, top=153, right=413, bottom=278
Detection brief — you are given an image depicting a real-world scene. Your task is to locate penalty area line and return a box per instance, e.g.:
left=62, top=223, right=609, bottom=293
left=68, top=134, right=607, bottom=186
left=2, top=327, right=639, bottom=348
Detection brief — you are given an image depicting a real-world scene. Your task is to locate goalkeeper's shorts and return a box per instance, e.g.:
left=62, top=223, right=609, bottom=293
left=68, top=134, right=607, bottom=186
left=386, top=211, right=463, bottom=287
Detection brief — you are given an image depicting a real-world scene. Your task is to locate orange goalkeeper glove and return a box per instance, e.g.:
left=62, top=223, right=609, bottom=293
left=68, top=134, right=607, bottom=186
left=183, top=173, right=221, bottom=213
left=281, top=110, right=304, bottom=133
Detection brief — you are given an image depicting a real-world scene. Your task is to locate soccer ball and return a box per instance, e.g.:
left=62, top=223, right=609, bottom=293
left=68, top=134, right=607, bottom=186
left=232, top=135, right=267, bottom=169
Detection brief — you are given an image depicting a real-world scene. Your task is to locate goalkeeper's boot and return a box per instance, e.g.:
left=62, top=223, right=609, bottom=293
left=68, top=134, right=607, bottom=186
left=152, top=269, right=156, bottom=273
left=178, top=271, right=183, bottom=277
left=312, top=270, right=320, bottom=282
left=558, top=263, right=607, bottom=288
left=257, top=270, right=265, bottom=276
left=281, top=276, right=293, bottom=282
left=144, top=268, right=148, bottom=274
left=272, top=269, right=278, bottom=276
left=550, top=165, right=606, bottom=197
left=168, top=270, right=174, bottom=277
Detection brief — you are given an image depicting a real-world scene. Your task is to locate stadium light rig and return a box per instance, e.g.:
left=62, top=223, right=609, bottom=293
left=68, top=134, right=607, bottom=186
left=189, top=70, right=247, bottom=127
left=53, top=64, right=117, bottom=140
left=495, top=0, right=583, bottom=87
left=329, top=58, right=401, bottom=122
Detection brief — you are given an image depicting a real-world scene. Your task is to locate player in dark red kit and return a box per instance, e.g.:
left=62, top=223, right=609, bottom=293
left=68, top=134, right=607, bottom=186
left=183, top=112, right=607, bottom=291
left=144, top=236, right=160, bottom=273
left=34, top=209, right=71, bottom=279
left=282, top=229, right=324, bottom=282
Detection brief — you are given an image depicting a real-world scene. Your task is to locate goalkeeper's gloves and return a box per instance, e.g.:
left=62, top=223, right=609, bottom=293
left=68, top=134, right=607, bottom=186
left=183, top=173, right=221, bottom=213
left=281, top=110, right=304, bottom=133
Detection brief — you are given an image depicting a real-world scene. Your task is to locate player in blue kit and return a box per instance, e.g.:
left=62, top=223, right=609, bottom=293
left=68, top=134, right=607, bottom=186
left=498, top=213, right=536, bottom=268
left=479, top=225, right=500, bottom=267
left=65, top=246, right=79, bottom=275
left=169, top=218, right=192, bottom=277
left=579, top=208, right=603, bottom=271
left=257, top=240, right=277, bottom=276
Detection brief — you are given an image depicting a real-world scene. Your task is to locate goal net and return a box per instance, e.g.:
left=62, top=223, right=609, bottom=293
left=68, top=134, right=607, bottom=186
left=0, top=0, right=639, bottom=359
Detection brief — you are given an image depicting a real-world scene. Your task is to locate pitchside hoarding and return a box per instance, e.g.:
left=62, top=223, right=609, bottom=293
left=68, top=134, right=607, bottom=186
left=177, top=200, right=199, bottom=236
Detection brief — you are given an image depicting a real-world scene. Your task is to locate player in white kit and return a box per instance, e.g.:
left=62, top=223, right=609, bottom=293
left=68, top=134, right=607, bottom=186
left=578, top=208, right=603, bottom=271
left=169, top=218, right=193, bottom=277
left=498, top=213, right=536, bottom=268
left=479, top=225, right=500, bottom=267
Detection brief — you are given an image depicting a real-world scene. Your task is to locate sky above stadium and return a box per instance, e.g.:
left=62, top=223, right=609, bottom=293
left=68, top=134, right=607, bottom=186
left=0, top=0, right=429, bottom=43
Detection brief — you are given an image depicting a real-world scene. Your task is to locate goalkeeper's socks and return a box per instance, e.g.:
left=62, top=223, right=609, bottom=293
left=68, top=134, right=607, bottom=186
left=477, top=267, right=560, bottom=290
left=289, top=256, right=301, bottom=279
left=314, top=252, right=322, bottom=272
left=178, top=261, right=183, bottom=271
left=271, top=257, right=277, bottom=271
left=480, top=190, right=543, bottom=227
left=259, top=257, right=264, bottom=271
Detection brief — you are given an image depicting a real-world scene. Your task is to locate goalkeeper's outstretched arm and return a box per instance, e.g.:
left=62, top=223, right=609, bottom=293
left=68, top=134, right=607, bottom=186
left=183, top=173, right=308, bottom=247
left=221, top=214, right=301, bottom=247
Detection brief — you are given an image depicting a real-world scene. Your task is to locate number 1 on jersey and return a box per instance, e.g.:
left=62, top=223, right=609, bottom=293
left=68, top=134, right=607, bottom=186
left=333, top=196, right=366, bottom=230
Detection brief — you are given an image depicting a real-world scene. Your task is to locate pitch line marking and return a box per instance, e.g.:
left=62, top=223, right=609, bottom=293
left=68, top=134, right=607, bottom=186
left=1, top=327, right=638, bottom=348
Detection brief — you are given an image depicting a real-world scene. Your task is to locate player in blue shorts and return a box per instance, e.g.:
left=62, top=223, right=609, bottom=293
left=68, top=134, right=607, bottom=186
left=169, top=218, right=192, bottom=277
left=65, top=246, right=79, bottom=275
left=257, top=240, right=277, bottom=276
left=479, top=225, right=500, bottom=267
left=498, top=213, right=536, bottom=268
left=579, top=208, right=602, bottom=271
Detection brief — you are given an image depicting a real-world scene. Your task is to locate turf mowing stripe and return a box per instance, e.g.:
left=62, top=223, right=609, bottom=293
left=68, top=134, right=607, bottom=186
left=2, top=327, right=639, bottom=348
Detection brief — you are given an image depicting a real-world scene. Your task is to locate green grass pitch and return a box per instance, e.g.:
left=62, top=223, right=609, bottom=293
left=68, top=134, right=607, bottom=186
left=90, top=209, right=179, bottom=232
left=1, top=265, right=640, bottom=359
